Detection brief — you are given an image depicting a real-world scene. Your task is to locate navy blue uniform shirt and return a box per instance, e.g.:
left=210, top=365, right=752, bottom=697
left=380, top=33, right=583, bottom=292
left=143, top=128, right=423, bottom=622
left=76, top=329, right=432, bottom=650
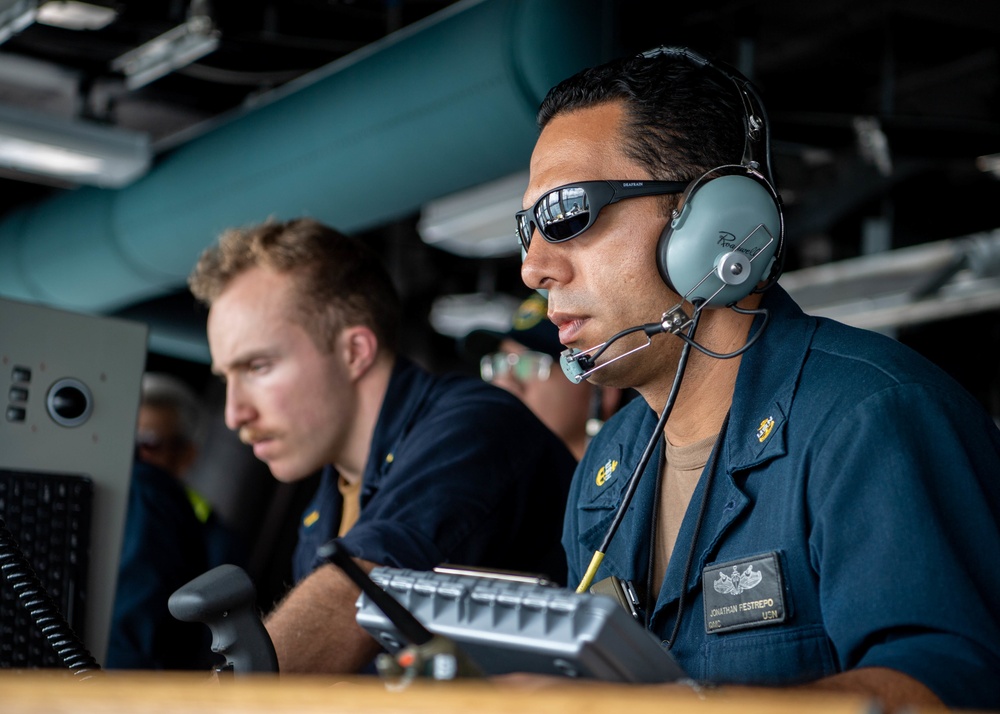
left=564, top=285, right=1000, bottom=709
left=294, top=357, right=576, bottom=585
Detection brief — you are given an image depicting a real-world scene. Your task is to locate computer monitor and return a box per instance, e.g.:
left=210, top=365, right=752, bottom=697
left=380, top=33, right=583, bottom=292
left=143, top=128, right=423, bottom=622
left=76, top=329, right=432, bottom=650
left=0, top=296, right=147, bottom=665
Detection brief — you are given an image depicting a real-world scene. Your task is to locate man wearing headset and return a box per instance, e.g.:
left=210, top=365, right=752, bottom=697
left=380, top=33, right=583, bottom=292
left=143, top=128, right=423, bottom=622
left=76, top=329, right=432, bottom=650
left=516, top=47, right=1000, bottom=710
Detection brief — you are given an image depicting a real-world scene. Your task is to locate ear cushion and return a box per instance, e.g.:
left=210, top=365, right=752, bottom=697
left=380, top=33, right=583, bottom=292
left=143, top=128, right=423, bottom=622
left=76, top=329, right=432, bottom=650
left=656, top=173, right=782, bottom=307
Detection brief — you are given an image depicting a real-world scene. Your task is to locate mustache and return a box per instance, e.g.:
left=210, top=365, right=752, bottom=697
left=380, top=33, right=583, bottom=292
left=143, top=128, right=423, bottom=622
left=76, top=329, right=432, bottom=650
left=239, top=427, right=276, bottom=445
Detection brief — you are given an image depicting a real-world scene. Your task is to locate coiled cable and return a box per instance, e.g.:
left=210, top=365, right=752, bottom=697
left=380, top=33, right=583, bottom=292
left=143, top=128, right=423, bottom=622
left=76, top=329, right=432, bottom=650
left=0, top=516, right=101, bottom=678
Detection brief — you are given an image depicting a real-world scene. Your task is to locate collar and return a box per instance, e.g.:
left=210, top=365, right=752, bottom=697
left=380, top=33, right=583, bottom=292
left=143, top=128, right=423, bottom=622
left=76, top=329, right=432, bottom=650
left=361, top=356, right=434, bottom=487
left=607, top=286, right=818, bottom=611
left=722, top=285, right=817, bottom=473
left=650, top=285, right=818, bottom=612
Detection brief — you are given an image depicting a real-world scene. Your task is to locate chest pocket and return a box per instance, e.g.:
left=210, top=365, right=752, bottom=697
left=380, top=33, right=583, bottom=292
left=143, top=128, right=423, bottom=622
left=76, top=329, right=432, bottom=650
left=574, top=446, right=640, bottom=559
left=579, top=448, right=629, bottom=512
left=702, top=624, right=837, bottom=686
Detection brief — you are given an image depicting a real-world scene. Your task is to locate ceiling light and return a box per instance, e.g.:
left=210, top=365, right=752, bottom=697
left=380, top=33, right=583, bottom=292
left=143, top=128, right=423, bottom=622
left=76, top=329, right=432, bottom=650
left=0, top=0, right=37, bottom=45
left=0, top=104, right=150, bottom=187
left=853, top=116, right=892, bottom=177
left=780, top=229, right=1000, bottom=333
left=418, top=171, right=528, bottom=258
left=111, top=11, right=219, bottom=90
left=36, top=1, right=116, bottom=30
left=976, top=153, right=1000, bottom=179
left=429, top=292, right=522, bottom=339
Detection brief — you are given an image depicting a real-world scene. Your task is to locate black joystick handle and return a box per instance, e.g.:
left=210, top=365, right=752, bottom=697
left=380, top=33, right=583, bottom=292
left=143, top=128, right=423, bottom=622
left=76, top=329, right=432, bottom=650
left=168, top=564, right=279, bottom=675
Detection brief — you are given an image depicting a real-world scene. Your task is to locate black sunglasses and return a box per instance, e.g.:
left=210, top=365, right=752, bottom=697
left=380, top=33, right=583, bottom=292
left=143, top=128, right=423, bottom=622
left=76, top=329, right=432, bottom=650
left=515, top=179, right=687, bottom=251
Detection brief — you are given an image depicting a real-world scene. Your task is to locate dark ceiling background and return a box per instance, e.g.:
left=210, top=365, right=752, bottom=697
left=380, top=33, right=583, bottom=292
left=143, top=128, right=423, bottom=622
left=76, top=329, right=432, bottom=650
left=1, top=0, right=998, bottom=402
left=4, top=1, right=997, bottom=236
left=0, top=0, right=462, bottom=206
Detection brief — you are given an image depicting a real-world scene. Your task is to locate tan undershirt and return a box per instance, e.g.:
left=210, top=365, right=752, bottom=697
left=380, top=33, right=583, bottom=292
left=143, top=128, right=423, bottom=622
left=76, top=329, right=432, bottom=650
left=337, top=475, right=362, bottom=536
left=649, top=432, right=718, bottom=601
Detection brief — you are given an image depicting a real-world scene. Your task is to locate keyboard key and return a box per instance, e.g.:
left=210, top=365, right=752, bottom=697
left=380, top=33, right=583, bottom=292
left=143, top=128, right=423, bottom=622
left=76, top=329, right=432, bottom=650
left=0, top=469, right=92, bottom=668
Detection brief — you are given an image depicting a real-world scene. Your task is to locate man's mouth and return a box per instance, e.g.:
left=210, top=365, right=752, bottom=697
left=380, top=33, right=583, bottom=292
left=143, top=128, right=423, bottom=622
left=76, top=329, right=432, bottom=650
left=549, top=312, right=588, bottom=346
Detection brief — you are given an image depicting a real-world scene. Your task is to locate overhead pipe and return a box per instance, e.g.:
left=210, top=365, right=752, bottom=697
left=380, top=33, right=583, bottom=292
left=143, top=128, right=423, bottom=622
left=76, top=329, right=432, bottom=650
left=0, top=0, right=611, bottom=314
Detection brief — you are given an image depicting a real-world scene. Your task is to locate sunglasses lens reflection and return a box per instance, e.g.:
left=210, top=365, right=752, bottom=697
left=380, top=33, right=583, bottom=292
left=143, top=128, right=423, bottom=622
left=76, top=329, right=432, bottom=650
left=537, top=186, right=592, bottom=242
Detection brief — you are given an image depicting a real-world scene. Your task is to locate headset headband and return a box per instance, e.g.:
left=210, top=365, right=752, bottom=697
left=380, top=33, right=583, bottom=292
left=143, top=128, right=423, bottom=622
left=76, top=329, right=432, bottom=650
left=640, top=46, right=776, bottom=190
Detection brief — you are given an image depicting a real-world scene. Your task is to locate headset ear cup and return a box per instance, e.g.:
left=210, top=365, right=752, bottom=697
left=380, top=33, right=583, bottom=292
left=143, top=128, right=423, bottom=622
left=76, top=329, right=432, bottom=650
left=655, top=221, right=678, bottom=293
left=656, top=172, right=782, bottom=308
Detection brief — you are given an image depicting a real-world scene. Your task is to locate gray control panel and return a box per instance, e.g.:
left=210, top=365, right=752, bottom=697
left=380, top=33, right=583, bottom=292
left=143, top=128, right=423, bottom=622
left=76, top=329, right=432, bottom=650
left=0, top=296, right=147, bottom=664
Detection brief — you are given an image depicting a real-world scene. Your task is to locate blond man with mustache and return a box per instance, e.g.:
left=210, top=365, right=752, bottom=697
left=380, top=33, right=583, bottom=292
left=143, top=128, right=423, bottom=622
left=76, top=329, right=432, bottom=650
left=188, top=217, right=575, bottom=674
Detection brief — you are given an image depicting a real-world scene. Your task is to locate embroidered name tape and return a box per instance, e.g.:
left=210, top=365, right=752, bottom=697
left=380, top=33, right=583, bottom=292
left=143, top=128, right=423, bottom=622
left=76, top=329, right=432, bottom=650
left=703, top=551, right=786, bottom=634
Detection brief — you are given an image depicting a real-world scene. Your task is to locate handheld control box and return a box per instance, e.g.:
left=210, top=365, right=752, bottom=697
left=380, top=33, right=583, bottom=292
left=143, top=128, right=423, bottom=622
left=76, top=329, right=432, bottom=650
left=356, top=566, right=686, bottom=683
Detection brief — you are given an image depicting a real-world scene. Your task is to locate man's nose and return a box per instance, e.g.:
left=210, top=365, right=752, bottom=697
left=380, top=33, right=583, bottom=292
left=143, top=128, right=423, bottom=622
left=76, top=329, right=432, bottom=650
left=520, top=236, right=565, bottom=292
left=223, top=382, right=253, bottom=431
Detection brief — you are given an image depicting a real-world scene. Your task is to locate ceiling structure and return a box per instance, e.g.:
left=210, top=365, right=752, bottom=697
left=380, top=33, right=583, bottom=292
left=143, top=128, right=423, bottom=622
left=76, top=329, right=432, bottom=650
left=0, top=0, right=998, bottom=387
left=0, top=0, right=462, bottom=202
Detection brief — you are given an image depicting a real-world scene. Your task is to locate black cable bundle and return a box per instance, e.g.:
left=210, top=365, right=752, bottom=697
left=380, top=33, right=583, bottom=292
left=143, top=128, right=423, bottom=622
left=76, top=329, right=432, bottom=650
left=0, top=516, right=101, bottom=678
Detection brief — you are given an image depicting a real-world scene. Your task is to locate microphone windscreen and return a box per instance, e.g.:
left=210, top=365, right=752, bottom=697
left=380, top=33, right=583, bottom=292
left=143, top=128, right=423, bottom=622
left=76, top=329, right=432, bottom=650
left=560, top=349, right=586, bottom=384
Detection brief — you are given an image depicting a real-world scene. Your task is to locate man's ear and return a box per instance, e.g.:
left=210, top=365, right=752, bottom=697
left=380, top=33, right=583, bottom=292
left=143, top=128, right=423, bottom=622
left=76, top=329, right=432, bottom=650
left=341, top=325, right=379, bottom=380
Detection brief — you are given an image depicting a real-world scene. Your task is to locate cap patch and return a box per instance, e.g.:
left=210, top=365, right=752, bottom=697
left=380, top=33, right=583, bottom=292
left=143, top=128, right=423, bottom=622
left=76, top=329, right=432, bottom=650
left=511, top=294, right=547, bottom=332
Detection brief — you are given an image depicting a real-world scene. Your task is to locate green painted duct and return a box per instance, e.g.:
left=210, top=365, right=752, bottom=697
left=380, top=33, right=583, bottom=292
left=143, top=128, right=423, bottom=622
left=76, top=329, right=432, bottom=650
left=0, top=0, right=611, bottom=315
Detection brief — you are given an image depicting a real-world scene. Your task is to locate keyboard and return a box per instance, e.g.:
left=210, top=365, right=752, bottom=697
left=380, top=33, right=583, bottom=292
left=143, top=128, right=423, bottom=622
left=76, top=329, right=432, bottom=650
left=0, top=468, right=92, bottom=668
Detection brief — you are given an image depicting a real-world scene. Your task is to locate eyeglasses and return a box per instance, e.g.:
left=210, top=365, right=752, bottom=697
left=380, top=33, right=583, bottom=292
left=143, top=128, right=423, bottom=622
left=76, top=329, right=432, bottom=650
left=515, top=179, right=687, bottom=251
left=480, top=351, right=553, bottom=383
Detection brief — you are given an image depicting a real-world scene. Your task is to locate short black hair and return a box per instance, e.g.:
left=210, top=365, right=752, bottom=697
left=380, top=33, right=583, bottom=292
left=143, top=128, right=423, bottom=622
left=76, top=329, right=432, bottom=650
left=537, top=50, right=749, bottom=183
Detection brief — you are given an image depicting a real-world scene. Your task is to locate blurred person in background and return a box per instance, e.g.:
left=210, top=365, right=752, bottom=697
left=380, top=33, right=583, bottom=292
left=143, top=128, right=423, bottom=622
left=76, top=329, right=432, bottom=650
left=107, top=372, right=247, bottom=670
left=463, top=293, right=622, bottom=461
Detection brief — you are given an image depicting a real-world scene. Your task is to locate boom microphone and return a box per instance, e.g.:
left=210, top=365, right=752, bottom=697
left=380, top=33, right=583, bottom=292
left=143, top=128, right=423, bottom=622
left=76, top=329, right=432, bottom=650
left=560, top=301, right=770, bottom=384
left=573, top=309, right=700, bottom=593
left=560, top=305, right=695, bottom=383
